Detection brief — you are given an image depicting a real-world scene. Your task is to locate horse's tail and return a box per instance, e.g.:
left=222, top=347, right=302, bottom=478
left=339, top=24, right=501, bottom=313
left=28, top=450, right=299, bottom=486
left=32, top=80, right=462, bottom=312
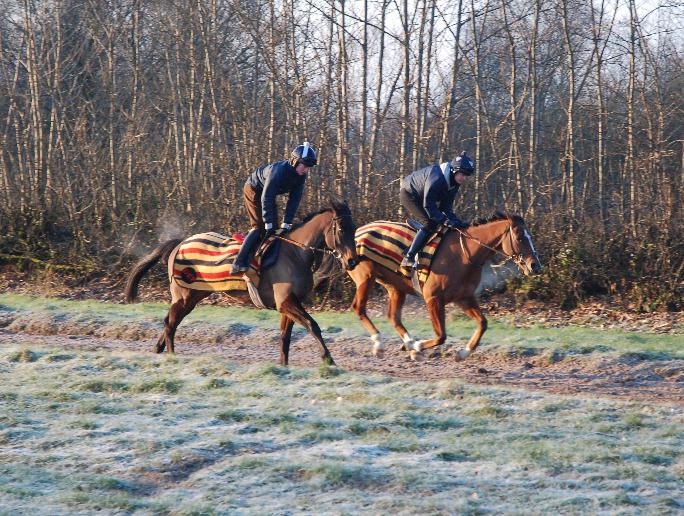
left=124, top=239, right=182, bottom=303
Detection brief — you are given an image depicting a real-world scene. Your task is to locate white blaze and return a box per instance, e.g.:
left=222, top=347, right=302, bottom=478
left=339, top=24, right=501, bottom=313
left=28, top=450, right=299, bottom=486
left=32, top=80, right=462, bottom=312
left=524, top=229, right=540, bottom=262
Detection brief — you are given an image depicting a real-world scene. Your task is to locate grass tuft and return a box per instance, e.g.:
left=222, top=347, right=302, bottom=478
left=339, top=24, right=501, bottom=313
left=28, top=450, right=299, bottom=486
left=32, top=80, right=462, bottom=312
left=216, top=409, right=247, bottom=423
left=204, top=378, right=230, bottom=389
left=621, top=412, right=647, bottom=428
left=304, top=462, right=390, bottom=488
left=352, top=406, right=385, bottom=420
left=435, top=450, right=474, bottom=462
left=315, top=364, right=343, bottom=378
left=8, top=349, right=38, bottom=362
left=77, top=380, right=129, bottom=393
left=131, top=378, right=183, bottom=394
left=393, top=411, right=463, bottom=430
left=468, top=405, right=509, bottom=418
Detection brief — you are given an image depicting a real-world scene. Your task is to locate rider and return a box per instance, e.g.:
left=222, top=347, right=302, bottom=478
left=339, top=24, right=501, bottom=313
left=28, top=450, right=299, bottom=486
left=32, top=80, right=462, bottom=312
left=399, top=151, right=475, bottom=268
left=231, top=142, right=318, bottom=274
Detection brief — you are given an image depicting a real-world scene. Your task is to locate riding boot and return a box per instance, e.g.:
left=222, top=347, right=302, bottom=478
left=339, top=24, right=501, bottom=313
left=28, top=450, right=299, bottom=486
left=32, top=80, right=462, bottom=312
left=401, top=228, right=430, bottom=268
left=231, top=228, right=263, bottom=274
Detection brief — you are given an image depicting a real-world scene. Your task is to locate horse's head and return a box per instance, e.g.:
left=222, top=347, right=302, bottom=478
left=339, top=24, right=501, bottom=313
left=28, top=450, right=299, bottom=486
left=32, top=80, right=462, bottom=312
left=323, top=200, right=359, bottom=271
left=500, top=216, right=542, bottom=275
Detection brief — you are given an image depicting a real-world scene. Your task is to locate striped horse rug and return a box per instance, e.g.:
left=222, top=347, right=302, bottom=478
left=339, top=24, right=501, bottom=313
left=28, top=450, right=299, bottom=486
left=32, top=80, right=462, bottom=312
left=172, top=232, right=273, bottom=291
left=355, top=221, right=446, bottom=286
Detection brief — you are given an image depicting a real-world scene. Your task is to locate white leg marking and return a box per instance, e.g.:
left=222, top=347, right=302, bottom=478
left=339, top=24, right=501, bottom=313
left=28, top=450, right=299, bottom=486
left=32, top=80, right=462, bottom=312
left=401, top=332, right=415, bottom=348
left=413, top=340, right=427, bottom=352
left=371, top=334, right=385, bottom=357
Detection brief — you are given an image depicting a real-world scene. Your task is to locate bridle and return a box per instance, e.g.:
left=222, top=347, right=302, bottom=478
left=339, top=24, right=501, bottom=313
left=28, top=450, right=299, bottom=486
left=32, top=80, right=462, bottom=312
left=454, top=222, right=530, bottom=272
left=274, top=213, right=350, bottom=262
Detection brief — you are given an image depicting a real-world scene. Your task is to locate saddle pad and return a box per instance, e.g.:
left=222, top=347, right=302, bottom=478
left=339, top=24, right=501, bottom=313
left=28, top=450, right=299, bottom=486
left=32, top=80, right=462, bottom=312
left=355, top=221, right=445, bottom=285
left=172, top=232, right=273, bottom=291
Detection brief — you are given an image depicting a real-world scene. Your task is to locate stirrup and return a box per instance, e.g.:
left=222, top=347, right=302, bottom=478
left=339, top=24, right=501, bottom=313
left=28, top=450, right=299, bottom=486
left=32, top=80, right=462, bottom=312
left=400, top=256, right=416, bottom=268
left=230, top=263, right=248, bottom=275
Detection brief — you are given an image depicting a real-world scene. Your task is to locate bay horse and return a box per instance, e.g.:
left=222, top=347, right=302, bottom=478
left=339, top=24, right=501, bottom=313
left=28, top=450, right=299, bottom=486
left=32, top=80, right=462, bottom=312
left=125, top=200, right=359, bottom=366
left=348, top=212, right=542, bottom=360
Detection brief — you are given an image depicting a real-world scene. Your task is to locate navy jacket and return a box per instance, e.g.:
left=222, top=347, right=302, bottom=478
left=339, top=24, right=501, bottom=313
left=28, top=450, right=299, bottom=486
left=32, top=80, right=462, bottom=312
left=401, top=163, right=460, bottom=223
left=246, top=160, right=306, bottom=225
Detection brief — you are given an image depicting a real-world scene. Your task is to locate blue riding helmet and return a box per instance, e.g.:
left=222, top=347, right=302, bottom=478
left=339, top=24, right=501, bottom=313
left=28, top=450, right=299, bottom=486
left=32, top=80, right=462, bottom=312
left=452, top=151, right=475, bottom=176
left=292, top=142, right=318, bottom=167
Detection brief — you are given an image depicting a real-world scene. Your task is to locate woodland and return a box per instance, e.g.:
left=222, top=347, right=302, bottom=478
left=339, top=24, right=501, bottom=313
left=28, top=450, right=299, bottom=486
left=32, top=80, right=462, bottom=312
left=0, top=0, right=682, bottom=310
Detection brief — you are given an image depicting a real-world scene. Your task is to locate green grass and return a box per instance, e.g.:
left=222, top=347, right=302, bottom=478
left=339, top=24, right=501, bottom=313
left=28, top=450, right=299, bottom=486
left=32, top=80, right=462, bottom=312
left=0, top=343, right=681, bottom=514
left=1, top=293, right=682, bottom=358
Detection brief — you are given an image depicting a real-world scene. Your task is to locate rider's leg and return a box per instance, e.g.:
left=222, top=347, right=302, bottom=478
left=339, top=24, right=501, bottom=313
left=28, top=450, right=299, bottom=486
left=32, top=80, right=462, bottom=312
left=399, top=190, right=434, bottom=268
left=231, top=228, right=263, bottom=273
left=231, top=184, right=264, bottom=274
left=401, top=228, right=431, bottom=267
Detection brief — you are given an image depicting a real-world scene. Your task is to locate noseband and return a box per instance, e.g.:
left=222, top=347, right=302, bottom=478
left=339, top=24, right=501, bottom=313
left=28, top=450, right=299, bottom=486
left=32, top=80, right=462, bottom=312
left=498, top=225, right=529, bottom=273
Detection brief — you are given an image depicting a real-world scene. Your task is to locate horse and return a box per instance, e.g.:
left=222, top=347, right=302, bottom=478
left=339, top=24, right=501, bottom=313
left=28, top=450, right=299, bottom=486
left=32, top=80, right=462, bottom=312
left=347, top=212, right=542, bottom=360
left=124, top=200, right=359, bottom=366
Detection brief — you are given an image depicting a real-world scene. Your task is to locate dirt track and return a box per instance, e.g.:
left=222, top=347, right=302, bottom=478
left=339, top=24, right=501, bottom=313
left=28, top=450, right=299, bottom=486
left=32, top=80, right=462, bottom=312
left=2, top=325, right=682, bottom=406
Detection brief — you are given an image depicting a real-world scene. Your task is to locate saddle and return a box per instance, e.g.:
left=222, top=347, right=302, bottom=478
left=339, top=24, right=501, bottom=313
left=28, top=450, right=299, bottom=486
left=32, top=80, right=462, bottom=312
left=355, top=221, right=447, bottom=287
left=172, top=232, right=280, bottom=291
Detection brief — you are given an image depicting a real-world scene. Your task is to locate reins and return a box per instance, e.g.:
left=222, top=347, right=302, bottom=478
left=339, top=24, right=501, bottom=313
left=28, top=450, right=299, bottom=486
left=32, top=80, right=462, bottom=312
left=273, top=215, right=347, bottom=260
left=454, top=223, right=527, bottom=270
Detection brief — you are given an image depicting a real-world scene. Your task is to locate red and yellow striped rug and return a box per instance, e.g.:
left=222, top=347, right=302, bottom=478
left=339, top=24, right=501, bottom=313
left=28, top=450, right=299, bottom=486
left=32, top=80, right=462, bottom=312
left=355, top=221, right=445, bottom=285
left=172, top=232, right=269, bottom=291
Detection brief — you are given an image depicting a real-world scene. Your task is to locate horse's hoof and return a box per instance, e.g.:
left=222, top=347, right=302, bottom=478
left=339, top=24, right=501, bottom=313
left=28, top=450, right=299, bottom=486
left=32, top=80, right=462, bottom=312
left=371, top=338, right=385, bottom=358
left=454, top=349, right=470, bottom=362
left=427, top=349, right=442, bottom=359
left=325, top=357, right=336, bottom=366
left=409, top=349, right=422, bottom=362
left=401, top=339, right=415, bottom=352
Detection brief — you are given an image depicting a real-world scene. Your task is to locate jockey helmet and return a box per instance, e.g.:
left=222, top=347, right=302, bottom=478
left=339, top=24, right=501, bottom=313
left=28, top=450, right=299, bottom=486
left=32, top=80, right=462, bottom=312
left=452, top=151, right=475, bottom=176
left=292, top=142, right=318, bottom=167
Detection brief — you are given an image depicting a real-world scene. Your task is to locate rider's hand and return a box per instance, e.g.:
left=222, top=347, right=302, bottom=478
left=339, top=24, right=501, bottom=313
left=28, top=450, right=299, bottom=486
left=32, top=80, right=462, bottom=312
left=445, top=218, right=468, bottom=230
left=264, top=223, right=275, bottom=238
left=280, top=223, right=292, bottom=231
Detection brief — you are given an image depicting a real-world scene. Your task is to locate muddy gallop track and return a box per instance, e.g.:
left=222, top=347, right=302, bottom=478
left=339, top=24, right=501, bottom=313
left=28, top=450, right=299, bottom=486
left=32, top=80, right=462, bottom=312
left=1, top=324, right=682, bottom=405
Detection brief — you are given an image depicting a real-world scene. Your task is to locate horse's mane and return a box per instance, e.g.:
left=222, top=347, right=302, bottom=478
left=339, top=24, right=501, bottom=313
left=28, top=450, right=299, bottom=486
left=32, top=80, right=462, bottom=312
left=470, top=211, right=524, bottom=227
left=297, top=199, right=350, bottom=226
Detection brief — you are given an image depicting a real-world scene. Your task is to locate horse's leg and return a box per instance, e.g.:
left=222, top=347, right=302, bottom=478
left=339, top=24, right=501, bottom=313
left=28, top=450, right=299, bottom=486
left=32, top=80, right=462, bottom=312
left=155, top=324, right=167, bottom=353
left=160, top=289, right=209, bottom=354
left=279, top=313, right=294, bottom=366
left=349, top=263, right=384, bottom=356
left=410, top=295, right=447, bottom=360
left=455, top=296, right=488, bottom=361
left=386, top=287, right=415, bottom=351
left=279, top=293, right=334, bottom=366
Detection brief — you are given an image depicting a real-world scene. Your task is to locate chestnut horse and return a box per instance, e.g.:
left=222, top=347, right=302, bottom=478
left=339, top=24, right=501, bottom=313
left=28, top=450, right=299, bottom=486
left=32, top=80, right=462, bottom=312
left=348, top=212, right=541, bottom=360
left=125, top=200, right=359, bottom=366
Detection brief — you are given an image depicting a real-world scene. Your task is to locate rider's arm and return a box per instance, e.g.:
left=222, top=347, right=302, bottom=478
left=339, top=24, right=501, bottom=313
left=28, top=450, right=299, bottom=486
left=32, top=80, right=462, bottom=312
left=283, top=178, right=305, bottom=226
left=423, top=168, right=448, bottom=224
left=440, top=188, right=459, bottom=221
left=261, top=163, right=282, bottom=228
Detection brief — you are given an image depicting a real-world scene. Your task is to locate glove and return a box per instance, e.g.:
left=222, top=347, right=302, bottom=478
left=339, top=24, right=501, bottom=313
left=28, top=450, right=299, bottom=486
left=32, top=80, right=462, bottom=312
left=264, top=223, right=275, bottom=238
left=280, top=223, right=292, bottom=230
left=445, top=218, right=468, bottom=230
